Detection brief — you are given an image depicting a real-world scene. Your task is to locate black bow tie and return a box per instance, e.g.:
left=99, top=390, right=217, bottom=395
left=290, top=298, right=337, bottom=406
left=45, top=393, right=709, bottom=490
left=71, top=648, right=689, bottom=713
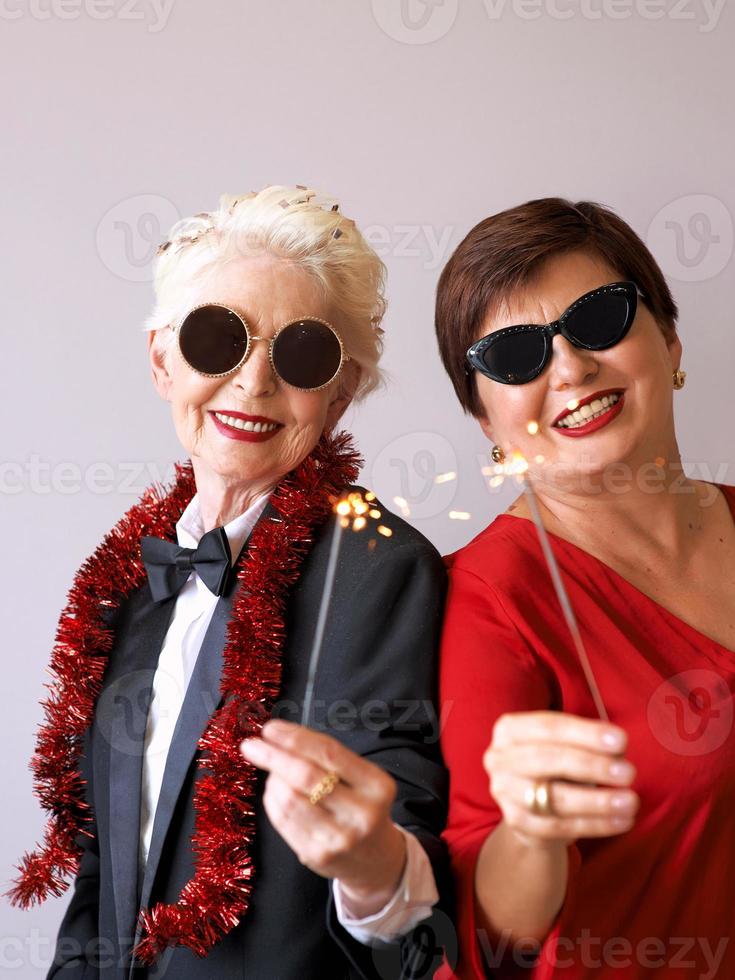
left=140, top=526, right=233, bottom=602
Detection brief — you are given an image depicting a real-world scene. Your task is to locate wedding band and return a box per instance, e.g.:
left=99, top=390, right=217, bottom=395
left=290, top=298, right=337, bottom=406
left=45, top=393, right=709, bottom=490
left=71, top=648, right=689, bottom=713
left=524, top=778, right=554, bottom=816
left=308, top=770, right=339, bottom=806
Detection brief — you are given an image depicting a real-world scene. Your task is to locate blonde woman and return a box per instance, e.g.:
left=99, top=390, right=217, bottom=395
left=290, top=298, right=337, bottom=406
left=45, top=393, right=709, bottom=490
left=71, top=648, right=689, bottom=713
left=13, top=186, right=449, bottom=980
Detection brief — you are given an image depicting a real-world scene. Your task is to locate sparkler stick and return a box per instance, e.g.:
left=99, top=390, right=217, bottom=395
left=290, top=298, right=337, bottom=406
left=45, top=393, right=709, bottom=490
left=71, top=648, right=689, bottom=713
left=301, top=516, right=344, bottom=727
left=504, top=448, right=609, bottom=721
left=301, top=492, right=387, bottom=727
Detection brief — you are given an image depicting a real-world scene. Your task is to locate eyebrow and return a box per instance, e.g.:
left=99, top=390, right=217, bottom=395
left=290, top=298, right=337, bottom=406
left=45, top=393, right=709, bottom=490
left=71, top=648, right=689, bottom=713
left=494, top=281, right=641, bottom=330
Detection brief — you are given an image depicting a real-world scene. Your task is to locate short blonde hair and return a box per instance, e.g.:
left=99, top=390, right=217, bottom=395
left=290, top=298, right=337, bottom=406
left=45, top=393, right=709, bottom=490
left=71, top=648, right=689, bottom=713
left=143, top=185, right=387, bottom=400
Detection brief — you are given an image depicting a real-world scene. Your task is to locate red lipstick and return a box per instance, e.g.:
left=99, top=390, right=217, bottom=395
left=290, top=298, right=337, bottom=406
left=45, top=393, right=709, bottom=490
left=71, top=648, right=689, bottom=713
left=553, top=389, right=625, bottom=439
left=208, top=410, right=283, bottom=443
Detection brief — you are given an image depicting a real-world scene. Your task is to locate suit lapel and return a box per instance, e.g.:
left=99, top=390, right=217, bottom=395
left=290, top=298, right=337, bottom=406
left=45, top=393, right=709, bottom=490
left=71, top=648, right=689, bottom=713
left=105, top=583, right=178, bottom=960
left=134, top=500, right=281, bottom=920
left=136, top=590, right=230, bottom=912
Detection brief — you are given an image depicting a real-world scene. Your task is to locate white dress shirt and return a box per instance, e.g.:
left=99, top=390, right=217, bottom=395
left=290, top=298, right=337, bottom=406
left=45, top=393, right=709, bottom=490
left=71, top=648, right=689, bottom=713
left=139, top=490, right=438, bottom=944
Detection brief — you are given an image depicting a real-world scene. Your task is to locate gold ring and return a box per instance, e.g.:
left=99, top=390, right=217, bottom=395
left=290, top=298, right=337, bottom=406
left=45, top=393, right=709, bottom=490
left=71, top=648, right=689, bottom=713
left=524, top=778, right=554, bottom=816
left=308, top=770, right=339, bottom=806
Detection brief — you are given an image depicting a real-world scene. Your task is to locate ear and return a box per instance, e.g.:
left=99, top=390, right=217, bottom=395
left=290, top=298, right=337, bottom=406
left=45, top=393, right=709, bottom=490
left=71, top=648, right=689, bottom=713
left=325, top=360, right=360, bottom=430
left=477, top=411, right=495, bottom=444
left=148, top=328, right=174, bottom=402
left=665, top=329, right=683, bottom=372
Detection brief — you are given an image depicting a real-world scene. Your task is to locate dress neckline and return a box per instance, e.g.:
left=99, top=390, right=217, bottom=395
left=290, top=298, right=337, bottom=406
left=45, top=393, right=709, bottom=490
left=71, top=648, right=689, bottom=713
left=495, top=482, right=735, bottom=657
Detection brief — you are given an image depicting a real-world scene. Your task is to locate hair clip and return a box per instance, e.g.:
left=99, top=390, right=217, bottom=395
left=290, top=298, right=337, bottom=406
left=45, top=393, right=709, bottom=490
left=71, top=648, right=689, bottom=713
left=332, top=228, right=343, bottom=239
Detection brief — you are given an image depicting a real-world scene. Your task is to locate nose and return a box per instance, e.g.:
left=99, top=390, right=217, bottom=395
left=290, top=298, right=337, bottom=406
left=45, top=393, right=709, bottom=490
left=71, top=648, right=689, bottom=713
left=231, top=338, right=277, bottom=398
left=547, top=334, right=598, bottom=391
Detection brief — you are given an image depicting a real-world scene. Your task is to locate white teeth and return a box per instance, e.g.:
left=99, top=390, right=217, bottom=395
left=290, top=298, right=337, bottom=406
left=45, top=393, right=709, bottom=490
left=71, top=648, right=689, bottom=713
left=556, top=393, right=620, bottom=429
left=213, top=412, right=279, bottom=432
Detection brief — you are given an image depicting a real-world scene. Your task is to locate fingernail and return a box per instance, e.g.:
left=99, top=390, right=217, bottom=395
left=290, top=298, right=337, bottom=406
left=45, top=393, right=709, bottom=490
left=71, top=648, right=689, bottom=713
left=609, top=760, right=635, bottom=781
left=611, top=816, right=633, bottom=828
left=611, top=793, right=636, bottom=811
left=601, top=729, right=625, bottom=749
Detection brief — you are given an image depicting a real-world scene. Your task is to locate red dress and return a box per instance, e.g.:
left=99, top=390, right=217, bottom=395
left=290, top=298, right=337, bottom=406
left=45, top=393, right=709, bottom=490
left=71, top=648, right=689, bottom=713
left=438, top=485, right=735, bottom=979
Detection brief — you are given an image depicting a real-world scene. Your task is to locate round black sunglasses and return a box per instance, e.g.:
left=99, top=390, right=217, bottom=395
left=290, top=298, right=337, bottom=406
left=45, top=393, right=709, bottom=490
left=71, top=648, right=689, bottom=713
left=175, top=302, right=350, bottom=391
left=465, top=281, right=643, bottom=386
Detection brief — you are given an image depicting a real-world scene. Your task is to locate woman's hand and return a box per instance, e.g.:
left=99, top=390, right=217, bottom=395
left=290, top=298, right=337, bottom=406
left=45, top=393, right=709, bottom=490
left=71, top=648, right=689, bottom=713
left=240, top=718, right=407, bottom=911
left=484, top=711, right=640, bottom=849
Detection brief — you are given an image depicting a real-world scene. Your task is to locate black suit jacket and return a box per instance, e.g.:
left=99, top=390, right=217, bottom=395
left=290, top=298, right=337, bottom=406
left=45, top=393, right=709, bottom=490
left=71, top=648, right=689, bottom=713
left=46, top=487, right=452, bottom=980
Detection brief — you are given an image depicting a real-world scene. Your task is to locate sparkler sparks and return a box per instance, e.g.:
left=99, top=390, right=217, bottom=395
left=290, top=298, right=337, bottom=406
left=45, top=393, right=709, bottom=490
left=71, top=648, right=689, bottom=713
left=393, top=496, right=411, bottom=517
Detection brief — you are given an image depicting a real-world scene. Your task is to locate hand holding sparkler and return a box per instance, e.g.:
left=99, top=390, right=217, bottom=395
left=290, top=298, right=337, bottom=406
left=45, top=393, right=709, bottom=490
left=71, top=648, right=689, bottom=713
left=479, top=425, right=640, bottom=844
left=241, top=492, right=410, bottom=910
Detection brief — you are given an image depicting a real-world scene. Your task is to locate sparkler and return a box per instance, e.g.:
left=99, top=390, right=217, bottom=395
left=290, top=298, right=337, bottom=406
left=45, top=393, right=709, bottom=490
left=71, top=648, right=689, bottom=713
left=301, top=491, right=385, bottom=726
left=498, top=434, right=610, bottom=721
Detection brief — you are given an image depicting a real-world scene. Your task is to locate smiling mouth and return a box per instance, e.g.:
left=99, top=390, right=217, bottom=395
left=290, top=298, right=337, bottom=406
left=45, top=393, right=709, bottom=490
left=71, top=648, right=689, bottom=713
left=554, top=391, right=623, bottom=429
left=211, top=411, right=282, bottom=433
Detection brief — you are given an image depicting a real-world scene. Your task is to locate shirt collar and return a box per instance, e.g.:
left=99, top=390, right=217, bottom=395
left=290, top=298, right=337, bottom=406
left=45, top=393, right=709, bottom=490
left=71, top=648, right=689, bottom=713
left=176, top=490, right=272, bottom=566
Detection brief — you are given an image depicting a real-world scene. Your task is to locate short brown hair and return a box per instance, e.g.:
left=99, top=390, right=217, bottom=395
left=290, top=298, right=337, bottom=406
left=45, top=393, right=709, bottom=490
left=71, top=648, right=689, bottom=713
left=435, top=197, right=679, bottom=416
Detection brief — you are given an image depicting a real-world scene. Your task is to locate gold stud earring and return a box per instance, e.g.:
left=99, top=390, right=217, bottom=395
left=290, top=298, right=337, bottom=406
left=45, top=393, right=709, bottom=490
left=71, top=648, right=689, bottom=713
left=491, top=445, right=506, bottom=464
left=673, top=369, right=687, bottom=390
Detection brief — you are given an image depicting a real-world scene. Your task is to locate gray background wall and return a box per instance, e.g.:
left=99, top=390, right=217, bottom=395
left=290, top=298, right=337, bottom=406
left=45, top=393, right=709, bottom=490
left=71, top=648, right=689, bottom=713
left=3, top=1, right=733, bottom=971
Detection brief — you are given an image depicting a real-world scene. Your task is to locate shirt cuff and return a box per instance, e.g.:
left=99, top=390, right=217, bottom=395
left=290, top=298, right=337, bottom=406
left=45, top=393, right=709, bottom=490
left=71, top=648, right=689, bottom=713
left=332, top=825, right=440, bottom=945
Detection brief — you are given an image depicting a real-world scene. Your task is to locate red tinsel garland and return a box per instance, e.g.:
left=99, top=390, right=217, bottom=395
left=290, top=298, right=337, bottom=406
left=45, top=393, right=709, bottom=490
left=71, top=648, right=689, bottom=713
left=7, top=430, right=362, bottom=964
